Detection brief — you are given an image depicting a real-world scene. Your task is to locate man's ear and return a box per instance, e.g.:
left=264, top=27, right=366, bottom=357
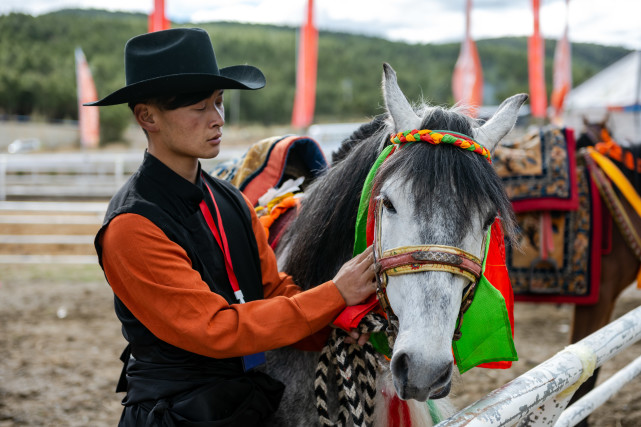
left=133, top=104, right=159, bottom=133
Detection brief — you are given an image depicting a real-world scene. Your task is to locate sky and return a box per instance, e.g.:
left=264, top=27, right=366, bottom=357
left=0, top=0, right=640, bottom=50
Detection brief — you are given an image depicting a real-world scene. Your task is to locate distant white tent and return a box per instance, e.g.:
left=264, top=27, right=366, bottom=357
left=563, top=50, right=641, bottom=141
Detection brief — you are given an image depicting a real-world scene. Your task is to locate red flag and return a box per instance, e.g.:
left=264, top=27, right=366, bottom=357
left=75, top=47, right=100, bottom=149
left=551, top=0, right=572, bottom=122
left=452, top=0, right=483, bottom=117
left=148, top=0, right=170, bottom=33
left=291, top=0, right=318, bottom=129
left=528, top=0, right=547, bottom=118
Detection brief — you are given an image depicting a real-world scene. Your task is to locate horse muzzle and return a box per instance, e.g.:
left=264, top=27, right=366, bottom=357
left=390, top=349, right=454, bottom=401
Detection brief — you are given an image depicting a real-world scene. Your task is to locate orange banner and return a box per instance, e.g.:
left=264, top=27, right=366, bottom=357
left=452, top=0, right=483, bottom=116
left=528, top=0, right=548, bottom=118
left=75, top=48, right=100, bottom=149
left=291, top=0, right=318, bottom=129
left=148, top=0, right=170, bottom=33
left=551, top=0, right=572, bottom=121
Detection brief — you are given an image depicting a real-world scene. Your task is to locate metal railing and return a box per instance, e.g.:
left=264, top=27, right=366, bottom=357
left=437, top=305, right=641, bottom=427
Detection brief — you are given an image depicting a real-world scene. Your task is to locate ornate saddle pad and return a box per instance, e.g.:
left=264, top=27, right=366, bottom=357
left=211, top=135, right=327, bottom=206
left=211, top=135, right=327, bottom=248
left=497, top=127, right=604, bottom=304
left=494, top=126, right=578, bottom=212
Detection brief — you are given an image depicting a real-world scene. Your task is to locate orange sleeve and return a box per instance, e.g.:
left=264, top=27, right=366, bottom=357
left=242, top=194, right=338, bottom=350
left=100, top=213, right=346, bottom=359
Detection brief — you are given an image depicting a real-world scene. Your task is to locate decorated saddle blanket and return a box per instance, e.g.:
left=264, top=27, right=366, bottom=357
left=505, top=157, right=604, bottom=304
left=495, top=127, right=604, bottom=304
left=211, top=135, right=328, bottom=206
left=211, top=135, right=327, bottom=248
left=494, top=126, right=578, bottom=212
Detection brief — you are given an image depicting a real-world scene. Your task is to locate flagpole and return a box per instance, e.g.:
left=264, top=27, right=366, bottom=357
left=291, top=0, right=318, bottom=129
left=149, top=0, right=170, bottom=33
left=74, top=47, right=100, bottom=149
left=452, top=0, right=483, bottom=117
left=528, top=0, right=548, bottom=120
left=550, top=0, right=572, bottom=124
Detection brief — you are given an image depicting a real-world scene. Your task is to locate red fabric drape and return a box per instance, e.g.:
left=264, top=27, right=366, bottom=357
left=75, top=47, right=100, bottom=148
left=477, top=219, right=515, bottom=369
left=148, top=0, right=170, bottom=33
left=452, top=0, right=483, bottom=117
left=528, top=0, right=548, bottom=118
left=551, top=0, right=572, bottom=122
left=291, top=0, right=318, bottom=129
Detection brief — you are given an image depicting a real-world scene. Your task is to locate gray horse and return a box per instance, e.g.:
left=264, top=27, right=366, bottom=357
left=267, top=63, right=527, bottom=425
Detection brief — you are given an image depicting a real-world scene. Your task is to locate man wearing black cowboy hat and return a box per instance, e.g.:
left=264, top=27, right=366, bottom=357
left=89, top=28, right=376, bottom=425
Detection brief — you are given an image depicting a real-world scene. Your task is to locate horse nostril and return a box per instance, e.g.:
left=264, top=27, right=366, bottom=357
left=436, top=363, right=453, bottom=385
left=391, top=351, right=410, bottom=386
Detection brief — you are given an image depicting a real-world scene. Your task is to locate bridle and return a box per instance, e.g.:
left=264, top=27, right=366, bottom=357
left=358, top=128, right=494, bottom=342
left=371, top=188, right=487, bottom=341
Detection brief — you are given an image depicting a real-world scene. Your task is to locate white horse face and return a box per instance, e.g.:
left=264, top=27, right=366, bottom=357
left=379, top=63, right=528, bottom=401
left=377, top=177, right=487, bottom=402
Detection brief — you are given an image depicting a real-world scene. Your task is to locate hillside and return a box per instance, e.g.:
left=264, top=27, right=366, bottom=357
left=0, top=9, right=631, bottom=143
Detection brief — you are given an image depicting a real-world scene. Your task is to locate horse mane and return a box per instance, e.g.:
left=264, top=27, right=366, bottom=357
left=280, top=104, right=516, bottom=290
left=280, top=119, right=388, bottom=290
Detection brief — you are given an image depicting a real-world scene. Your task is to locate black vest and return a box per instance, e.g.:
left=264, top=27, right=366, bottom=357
left=95, top=152, right=283, bottom=424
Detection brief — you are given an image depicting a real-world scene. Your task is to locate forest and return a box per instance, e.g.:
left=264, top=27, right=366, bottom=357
left=0, top=9, right=632, bottom=143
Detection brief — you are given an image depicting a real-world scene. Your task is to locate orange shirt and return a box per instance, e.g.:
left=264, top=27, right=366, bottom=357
left=99, top=195, right=345, bottom=359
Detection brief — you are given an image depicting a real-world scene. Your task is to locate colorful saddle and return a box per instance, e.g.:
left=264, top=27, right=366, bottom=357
left=211, top=135, right=328, bottom=248
left=495, top=126, right=604, bottom=304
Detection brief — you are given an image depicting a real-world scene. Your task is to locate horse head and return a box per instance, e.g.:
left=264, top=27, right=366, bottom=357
left=275, top=64, right=527, bottom=422
left=576, top=113, right=612, bottom=148
left=376, top=63, right=527, bottom=401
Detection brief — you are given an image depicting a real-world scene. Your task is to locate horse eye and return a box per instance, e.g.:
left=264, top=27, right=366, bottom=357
left=382, top=197, right=396, bottom=213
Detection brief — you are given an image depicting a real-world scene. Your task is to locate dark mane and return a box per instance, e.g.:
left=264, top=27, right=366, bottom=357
left=281, top=117, right=386, bottom=289
left=373, top=106, right=516, bottom=245
left=280, top=105, right=515, bottom=290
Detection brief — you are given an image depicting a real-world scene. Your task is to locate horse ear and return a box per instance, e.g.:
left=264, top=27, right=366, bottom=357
left=472, top=93, right=529, bottom=153
left=583, top=115, right=590, bottom=127
left=382, top=63, right=420, bottom=132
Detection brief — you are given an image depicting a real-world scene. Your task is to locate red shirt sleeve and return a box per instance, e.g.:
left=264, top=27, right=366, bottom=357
left=100, top=212, right=345, bottom=359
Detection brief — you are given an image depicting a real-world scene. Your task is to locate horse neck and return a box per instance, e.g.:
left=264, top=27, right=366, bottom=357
left=280, top=135, right=385, bottom=290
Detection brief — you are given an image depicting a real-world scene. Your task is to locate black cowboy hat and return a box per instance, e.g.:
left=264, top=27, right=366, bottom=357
left=85, top=27, right=265, bottom=106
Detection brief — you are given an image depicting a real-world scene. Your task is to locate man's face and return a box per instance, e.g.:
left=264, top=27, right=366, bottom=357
left=151, top=89, right=225, bottom=160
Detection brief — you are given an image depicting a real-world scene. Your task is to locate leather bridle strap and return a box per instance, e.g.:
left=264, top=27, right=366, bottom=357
left=372, top=198, right=486, bottom=341
left=378, top=245, right=482, bottom=283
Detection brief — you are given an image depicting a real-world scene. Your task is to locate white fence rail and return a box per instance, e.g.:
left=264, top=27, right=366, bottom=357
left=0, top=151, right=233, bottom=200
left=0, top=152, right=143, bottom=199
left=437, top=305, right=641, bottom=427
left=0, top=200, right=107, bottom=264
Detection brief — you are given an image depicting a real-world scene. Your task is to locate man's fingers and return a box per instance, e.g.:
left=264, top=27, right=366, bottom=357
left=355, top=245, right=374, bottom=265
left=358, top=333, right=370, bottom=346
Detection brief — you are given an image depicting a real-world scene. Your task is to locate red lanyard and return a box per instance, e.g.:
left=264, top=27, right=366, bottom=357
left=199, top=179, right=245, bottom=304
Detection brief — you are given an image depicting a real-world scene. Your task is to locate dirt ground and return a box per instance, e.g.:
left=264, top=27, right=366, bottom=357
left=0, top=264, right=640, bottom=426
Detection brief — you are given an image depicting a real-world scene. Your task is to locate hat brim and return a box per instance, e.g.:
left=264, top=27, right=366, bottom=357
left=85, top=65, right=265, bottom=106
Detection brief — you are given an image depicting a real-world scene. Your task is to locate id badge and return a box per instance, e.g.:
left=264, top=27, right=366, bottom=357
left=242, top=352, right=266, bottom=371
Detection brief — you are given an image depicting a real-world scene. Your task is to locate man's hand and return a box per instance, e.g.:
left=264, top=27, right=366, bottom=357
left=332, top=246, right=376, bottom=306
left=344, top=330, right=371, bottom=346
